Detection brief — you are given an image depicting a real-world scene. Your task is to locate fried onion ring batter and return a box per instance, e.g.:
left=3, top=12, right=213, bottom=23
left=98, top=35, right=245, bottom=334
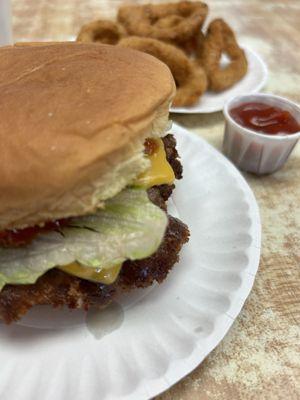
left=77, top=19, right=126, bottom=44
left=118, top=36, right=207, bottom=107
left=117, top=1, right=208, bottom=46
left=198, top=18, right=248, bottom=92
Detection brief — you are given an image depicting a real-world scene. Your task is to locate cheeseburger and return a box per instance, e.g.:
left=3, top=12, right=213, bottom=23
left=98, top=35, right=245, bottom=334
left=0, top=43, right=189, bottom=323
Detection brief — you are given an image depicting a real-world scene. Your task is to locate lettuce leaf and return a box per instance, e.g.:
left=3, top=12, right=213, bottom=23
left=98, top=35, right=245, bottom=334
left=0, top=188, right=167, bottom=291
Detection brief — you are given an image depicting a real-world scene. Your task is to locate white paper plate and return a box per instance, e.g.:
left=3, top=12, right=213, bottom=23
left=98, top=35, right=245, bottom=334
left=170, top=47, right=268, bottom=114
left=0, top=124, right=261, bottom=400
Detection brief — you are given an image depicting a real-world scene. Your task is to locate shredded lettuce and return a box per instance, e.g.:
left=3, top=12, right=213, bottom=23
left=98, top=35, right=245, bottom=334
left=0, top=188, right=167, bottom=291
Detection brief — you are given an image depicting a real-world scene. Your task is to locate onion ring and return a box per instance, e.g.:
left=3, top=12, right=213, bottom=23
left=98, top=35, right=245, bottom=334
left=198, top=18, right=248, bottom=91
left=118, top=36, right=207, bottom=107
left=77, top=20, right=126, bottom=44
left=117, top=1, right=208, bottom=45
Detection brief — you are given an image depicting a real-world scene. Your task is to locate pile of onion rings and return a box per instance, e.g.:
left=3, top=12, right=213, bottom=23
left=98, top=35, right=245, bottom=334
left=119, top=36, right=207, bottom=107
left=117, top=1, right=208, bottom=49
left=76, top=2, right=248, bottom=107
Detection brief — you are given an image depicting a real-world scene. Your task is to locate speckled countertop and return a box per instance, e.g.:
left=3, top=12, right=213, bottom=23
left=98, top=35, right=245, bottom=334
left=10, top=0, right=300, bottom=398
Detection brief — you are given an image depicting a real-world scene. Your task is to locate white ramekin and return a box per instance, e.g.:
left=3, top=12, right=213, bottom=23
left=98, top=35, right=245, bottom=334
left=223, top=93, right=300, bottom=175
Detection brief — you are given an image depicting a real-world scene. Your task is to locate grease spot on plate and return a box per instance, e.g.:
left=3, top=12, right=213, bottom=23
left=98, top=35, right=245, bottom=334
left=86, top=302, right=124, bottom=340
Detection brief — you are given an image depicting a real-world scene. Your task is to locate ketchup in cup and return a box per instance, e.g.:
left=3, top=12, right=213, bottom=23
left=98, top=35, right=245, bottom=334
left=223, top=94, right=300, bottom=175
left=229, top=102, right=300, bottom=136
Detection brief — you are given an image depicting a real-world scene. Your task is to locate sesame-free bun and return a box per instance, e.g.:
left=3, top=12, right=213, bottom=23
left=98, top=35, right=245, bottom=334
left=0, top=43, right=175, bottom=230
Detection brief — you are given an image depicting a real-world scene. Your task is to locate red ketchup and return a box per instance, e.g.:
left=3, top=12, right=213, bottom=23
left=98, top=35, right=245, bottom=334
left=0, top=219, right=70, bottom=247
left=230, top=102, right=300, bottom=136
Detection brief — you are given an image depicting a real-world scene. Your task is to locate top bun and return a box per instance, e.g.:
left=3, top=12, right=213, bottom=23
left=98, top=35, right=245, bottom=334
left=0, top=43, right=175, bottom=230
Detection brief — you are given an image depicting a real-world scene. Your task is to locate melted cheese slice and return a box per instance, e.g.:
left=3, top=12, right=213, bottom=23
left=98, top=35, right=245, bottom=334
left=59, top=138, right=174, bottom=283
left=59, top=263, right=122, bottom=284
left=134, top=138, right=175, bottom=188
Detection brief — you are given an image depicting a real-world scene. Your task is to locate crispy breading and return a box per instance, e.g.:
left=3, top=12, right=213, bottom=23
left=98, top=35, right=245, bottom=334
left=198, top=18, right=248, bottom=91
left=117, top=2, right=208, bottom=45
left=119, top=36, right=207, bottom=107
left=77, top=20, right=126, bottom=44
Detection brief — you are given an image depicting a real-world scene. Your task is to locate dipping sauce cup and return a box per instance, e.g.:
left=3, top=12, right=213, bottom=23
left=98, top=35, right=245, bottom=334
left=223, top=93, right=300, bottom=175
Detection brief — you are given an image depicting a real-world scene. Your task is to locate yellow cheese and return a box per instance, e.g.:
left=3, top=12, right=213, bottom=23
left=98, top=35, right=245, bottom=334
left=59, top=263, right=122, bottom=285
left=134, top=138, right=175, bottom=188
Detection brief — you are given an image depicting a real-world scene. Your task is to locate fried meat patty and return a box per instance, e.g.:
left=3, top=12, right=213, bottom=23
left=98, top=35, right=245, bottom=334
left=0, top=134, right=189, bottom=323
